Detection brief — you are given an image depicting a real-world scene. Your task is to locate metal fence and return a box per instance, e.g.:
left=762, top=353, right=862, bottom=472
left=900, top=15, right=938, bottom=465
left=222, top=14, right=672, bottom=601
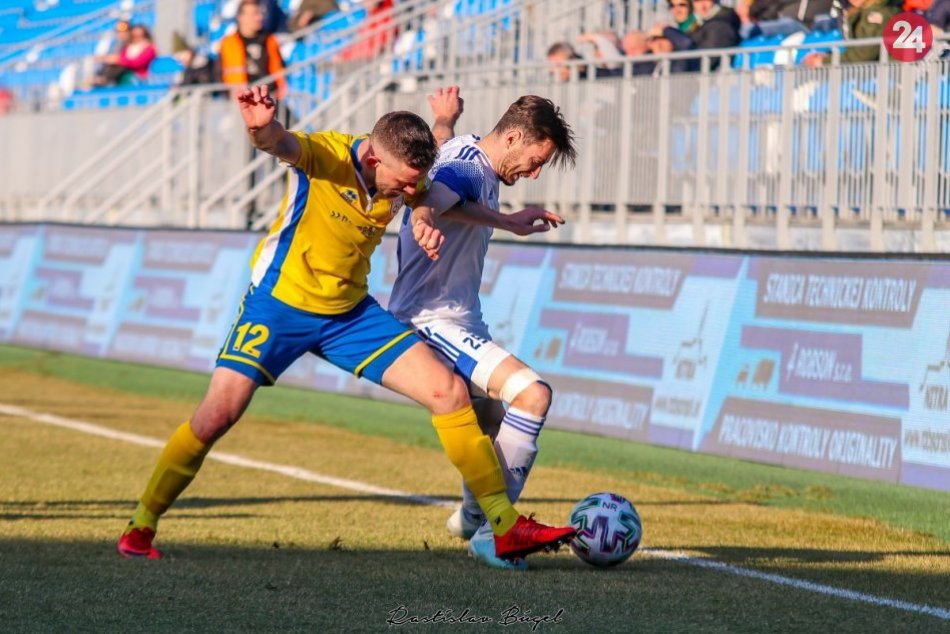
left=305, top=38, right=950, bottom=252
left=4, top=0, right=607, bottom=228
left=1, top=5, right=948, bottom=251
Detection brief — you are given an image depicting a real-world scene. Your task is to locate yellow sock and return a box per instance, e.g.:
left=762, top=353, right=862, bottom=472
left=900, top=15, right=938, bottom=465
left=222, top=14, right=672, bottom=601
left=432, top=406, right=520, bottom=535
left=127, top=421, right=211, bottom=531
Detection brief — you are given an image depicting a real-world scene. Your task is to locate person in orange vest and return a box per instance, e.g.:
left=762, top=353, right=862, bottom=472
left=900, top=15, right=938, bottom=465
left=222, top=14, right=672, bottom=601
left=220, top=0, right=288, bottom=99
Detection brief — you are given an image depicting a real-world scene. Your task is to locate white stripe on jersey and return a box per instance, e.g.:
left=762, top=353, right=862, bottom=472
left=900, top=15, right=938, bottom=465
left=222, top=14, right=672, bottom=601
left=251, top=169, right=301, bottom=286
left=389, top=135, right=499, bottom=333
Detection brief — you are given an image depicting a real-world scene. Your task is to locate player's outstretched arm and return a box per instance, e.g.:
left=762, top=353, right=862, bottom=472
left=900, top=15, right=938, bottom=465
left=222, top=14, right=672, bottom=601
left=410, top=181, right=464, bottom=261
left=428, top=85, right=463, bottom=148
left=237, top=85, right=301, bottom=165
left=445, top=203, right=566, bottom=236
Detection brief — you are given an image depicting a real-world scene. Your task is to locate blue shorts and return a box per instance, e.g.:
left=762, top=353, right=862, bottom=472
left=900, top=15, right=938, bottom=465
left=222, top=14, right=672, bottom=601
left=215, top=286, right=419, bottom=386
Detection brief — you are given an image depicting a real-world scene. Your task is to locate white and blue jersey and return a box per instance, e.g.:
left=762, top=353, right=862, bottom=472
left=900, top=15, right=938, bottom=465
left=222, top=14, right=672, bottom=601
left=389, top=134, right=500, bottom=335
left=388, top=134, right=510, bottom=394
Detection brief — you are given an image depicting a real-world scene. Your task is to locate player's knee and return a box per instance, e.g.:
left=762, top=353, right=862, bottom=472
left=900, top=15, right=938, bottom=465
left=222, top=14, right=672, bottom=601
left=510, top=380, right=552, bottom=417
left=500, top=368, right=551, bottom=417
left=444, top=374, right=472, bottom=412
left=191, top=401, right=242, bottom=443
left=423, top=369, right=470, bottom=414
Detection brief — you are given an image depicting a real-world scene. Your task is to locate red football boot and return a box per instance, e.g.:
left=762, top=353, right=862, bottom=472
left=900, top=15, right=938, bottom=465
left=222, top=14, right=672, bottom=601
left=117, top=526, right=163, bottom=560
left=494, top=515, right=576, bottom=560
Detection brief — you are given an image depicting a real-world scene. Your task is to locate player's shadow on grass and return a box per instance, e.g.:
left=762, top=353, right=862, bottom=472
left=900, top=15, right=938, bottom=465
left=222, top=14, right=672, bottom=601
left=1, top=536, right=947, bottom=634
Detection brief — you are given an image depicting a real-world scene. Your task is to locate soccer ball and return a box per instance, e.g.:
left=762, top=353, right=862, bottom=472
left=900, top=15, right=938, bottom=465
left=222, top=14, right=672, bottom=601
left=568, top=492, right=642, bottom=567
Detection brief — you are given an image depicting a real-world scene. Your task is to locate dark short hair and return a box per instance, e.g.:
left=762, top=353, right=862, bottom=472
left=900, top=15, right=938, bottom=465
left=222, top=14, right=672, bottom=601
left=371, top=111, right=438, bottom=171
left=491, top=95, right=577, bottom=169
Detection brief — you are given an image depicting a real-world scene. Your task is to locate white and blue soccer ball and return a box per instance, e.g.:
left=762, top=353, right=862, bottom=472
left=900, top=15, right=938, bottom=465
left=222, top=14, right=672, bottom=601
left=568, top=492, right=642, bottom=567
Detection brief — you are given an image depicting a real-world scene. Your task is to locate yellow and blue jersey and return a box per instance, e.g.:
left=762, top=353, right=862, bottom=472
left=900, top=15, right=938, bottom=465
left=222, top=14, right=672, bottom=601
left=249, top=130, right=409, bottom=315
left=218, top=129, right=424, bottom=387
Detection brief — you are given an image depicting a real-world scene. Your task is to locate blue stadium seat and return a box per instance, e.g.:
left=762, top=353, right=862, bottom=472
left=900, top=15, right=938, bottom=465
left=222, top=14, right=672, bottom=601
left=62, top=84, right=170, bottom=110
left=0, top=26, right=52, bottom=44
left=0, top=0, right=33, bottom=12
left=793, top=29, right=842, bottom=65
left=732, top=34, right=786, bottom=69
left=194, top=1, right=216, bottom=38
left=147, top=56, right=185, bottom=85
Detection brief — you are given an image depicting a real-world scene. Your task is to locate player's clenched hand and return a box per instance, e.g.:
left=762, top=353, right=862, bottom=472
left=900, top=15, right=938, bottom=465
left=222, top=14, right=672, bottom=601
left=413, top=220, right=445, bottom=261
left=504, top=207, right=566, bottom=236
left=427, top=85, right=463, bottom=126
left=237, top=85, right=277, bottom=131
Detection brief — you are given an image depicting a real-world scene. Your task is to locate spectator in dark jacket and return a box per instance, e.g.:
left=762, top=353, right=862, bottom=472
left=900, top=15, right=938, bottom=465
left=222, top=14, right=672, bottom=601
left=924, top=0, right=950, bottom=30
left=744, top=0, right=833, bottom=31
left=260, top=0, right=288, bottom=34
left=647, top=24, right=701, bottom=72
left=621, top=31, right=660, bottom=75
left=172, top=32, right=218, bottom=87
left=690, top=0, right=741, bottom=69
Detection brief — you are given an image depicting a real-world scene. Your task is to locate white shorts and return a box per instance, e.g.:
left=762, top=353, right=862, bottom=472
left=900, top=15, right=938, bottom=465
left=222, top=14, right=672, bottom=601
left=416, top=320, right=512, bottom=398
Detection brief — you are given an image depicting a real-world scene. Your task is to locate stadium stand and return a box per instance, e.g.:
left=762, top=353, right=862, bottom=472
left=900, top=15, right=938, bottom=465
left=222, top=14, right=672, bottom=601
left=0, top=0, right=948, bottom=251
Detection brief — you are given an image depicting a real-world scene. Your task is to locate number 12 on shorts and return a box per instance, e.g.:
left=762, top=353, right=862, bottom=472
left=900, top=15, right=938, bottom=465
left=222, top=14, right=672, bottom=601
left=232, top=323, right=270, bottom=359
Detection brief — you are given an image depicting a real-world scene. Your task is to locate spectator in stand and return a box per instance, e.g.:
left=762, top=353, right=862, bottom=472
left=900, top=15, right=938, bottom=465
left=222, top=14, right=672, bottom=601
left=622, top=31, right=666, bottom=75
left=801, top=0, right=902, bottom=66
left=93, top=23, right=157, bottom=86
left=91, top=20, right=131, bottom=85
left=340, top=0, right=396, bottom=62
left=926, top=0, right=950, bottom=31
left=647, top=24, right=701, bottom=73
left=689, top=0, right=742, bottom=69
left=260, top=0, right=288, bottom=34
left=545, top=41, right=625, bottom=80
left=575, top=30, right=624, bottom=65
left=289, top=0, right=339, bottom=33
left=735, top=0, right=833, bottom=38
left=104, top=19, right=132, bottom=56
left=220, top=0, right=288, bottom=99
left=668, top=0, right=700, bottom=33
left=171, top=32, right=218, bottom=87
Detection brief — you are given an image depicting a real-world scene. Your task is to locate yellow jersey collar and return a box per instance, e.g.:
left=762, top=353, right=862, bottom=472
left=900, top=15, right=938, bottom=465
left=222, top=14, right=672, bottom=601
left=350, top=138, right=378, bottom=212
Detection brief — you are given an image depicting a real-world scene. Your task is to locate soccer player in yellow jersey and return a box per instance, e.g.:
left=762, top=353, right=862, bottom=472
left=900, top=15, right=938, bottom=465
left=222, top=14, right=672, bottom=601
left=117, top=85, right=576, bottom=562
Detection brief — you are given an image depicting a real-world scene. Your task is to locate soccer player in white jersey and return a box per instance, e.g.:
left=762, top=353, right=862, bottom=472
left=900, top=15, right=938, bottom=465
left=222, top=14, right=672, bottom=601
left=390, top=91, right=577, bottom=569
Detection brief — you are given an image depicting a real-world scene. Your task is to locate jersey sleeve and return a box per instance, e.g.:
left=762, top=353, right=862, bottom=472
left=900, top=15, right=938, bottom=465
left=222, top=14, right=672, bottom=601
left=290, top=131, right=343, bottom=178
left=432, top=159, right=485, bottom=203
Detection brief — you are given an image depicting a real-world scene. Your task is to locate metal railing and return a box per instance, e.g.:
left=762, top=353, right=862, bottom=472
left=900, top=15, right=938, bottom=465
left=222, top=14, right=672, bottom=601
left=23, top=0, right=452, bottom=226
left=18, top=0, right=598, bottom=227
left=4, top=3, right=949, bottom=251
left=246, top=35, right=950, bottom=251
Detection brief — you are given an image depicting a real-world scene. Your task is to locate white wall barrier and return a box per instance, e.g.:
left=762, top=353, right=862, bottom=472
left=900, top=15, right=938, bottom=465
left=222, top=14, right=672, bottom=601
left=2, top=223, right=948, bottom=491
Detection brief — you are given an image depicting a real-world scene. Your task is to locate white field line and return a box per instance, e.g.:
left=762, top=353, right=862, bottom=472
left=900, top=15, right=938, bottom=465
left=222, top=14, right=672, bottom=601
left=2, top=402, right=948, bottom=622
left=640, top=549, right=950, bottom=620
left=0, top=403, right=452, bottom=509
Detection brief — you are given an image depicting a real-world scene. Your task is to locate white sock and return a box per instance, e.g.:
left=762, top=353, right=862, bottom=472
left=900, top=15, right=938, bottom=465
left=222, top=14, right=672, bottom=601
left=494, top=406, right=543, bottom=504
left=461, top=482, right=482, bottom=519
left=459, top=406, right=545, bottom=517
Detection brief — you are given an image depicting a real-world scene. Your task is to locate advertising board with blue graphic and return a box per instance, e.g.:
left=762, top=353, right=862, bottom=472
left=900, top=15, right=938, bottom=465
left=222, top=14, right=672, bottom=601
left=0, top=223, right=947, bottom=491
